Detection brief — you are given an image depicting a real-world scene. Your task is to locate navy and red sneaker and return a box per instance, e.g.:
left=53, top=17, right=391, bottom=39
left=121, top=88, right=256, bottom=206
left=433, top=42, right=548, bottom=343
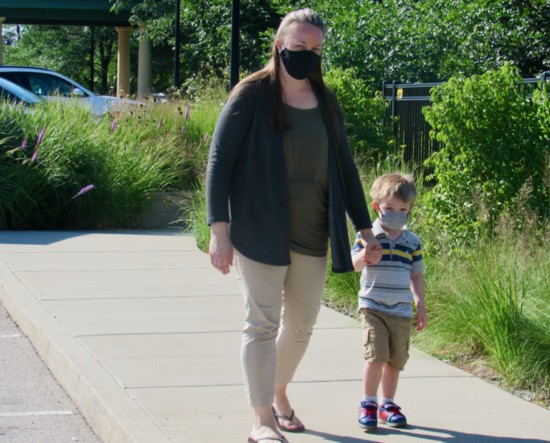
left=358, top=401, right=378, bottom=431
left=378, top=402, right=407, bottom=427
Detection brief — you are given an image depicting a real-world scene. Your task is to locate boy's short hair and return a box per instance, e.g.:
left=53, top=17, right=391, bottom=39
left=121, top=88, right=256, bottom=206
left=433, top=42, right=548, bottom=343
left=370, top=172, right=417, bottom=204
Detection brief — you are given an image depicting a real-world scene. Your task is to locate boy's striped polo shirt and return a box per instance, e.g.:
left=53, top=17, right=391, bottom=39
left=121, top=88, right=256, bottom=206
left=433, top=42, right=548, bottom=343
left=352, top=219, right=423, bottom=318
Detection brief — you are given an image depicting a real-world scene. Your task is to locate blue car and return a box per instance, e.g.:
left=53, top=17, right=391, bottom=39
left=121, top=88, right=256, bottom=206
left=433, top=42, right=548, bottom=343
left=0, top=76, right=45, bottom=107
left=0, top=66, right=143, bottom=115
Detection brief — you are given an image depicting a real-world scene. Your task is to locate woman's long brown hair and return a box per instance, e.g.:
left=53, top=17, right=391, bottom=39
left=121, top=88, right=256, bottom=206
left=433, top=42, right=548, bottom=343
left=230, top=8, right=340, bottom=143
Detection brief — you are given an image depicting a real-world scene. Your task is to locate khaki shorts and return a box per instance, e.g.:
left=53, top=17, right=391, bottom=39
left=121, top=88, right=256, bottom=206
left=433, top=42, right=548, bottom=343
left=359, top=308, right=413, bottom=371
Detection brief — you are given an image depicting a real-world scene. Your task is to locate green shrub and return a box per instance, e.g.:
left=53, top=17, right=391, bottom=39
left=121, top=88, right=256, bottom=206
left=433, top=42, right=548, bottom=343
left=324, top=67, right=394, bottom=162
left=422, top=63, right=549, bottom=248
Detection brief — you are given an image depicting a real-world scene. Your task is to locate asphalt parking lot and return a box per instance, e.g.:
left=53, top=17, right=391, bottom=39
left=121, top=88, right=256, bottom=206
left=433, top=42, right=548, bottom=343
left=0, top=302, right=102, bottom=443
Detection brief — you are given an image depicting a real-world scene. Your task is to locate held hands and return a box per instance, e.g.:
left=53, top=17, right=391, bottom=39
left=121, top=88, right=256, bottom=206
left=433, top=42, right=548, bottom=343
left=359, top=229, right=382, bottom=266
left=209, top=222, right=233, bottom=275
left=363, top=244, right=382, bottom=265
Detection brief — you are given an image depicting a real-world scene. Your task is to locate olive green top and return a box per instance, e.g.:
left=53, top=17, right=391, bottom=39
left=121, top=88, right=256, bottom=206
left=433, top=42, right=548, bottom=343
left=283, top=104, right=329, bottom=257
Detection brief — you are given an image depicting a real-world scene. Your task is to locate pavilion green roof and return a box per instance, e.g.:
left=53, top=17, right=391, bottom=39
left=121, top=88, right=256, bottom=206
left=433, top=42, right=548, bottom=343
left=1, top=0, right=132, bottom=26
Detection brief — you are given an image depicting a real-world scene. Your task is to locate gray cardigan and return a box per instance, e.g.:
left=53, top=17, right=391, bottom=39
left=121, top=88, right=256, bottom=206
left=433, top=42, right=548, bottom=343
left=206, top=79, right=372, bottom=273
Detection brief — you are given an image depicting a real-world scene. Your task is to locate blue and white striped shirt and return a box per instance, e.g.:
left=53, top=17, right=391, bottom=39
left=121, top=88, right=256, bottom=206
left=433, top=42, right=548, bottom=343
left=352, top=219, right=423, bottom=318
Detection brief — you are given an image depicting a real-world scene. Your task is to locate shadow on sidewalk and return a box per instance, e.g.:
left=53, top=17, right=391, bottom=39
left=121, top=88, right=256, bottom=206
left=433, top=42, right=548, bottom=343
left=305, top=426, right=550, bottom=442
left=0, top=231, right=89, bottom=245
left=0, top=229, right=183, bottom=246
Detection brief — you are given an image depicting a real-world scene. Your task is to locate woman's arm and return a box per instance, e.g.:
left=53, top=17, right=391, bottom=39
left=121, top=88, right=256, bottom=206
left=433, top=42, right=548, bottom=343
left=206, top=88, right=253, bottom=274
left=206, top=91, right=252, bottom=225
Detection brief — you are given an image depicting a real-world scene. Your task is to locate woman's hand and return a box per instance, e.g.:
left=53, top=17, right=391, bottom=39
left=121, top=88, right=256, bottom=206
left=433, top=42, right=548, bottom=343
left=359, top=229, right=382, bottom=265
left=209, top=222, right=233, bottom=275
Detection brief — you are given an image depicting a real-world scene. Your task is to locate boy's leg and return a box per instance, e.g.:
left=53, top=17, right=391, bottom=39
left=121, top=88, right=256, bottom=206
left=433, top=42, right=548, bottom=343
left=378, top=364, right=407, bottom=428
left=380, top=364, right=400, bottom=399
left=358, top=309, right=391, bottom=430
left=358, top=361, right=383, bottom=430
left=377, top=314, right=412, bottom=428
left=359, top=309, right=391, bottom=397
left=382, top=313, right=412, bottom=401
left=363, top=361, right=384, bottom=397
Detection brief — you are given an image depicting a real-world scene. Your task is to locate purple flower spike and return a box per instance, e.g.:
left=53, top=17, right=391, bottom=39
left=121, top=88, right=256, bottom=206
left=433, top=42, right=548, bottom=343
left=20, top=137, right=28, bottom=151
left=36, top=125, right=47, bottom=148
left=157, top=119, right=163, bottom=129
left=31, top=149, right=39, bottom=163
left=185, top=106, right=190, bottom=121
left=73, top=184, right=95, bottom=199
left=111, top=120, right=117, bottom=132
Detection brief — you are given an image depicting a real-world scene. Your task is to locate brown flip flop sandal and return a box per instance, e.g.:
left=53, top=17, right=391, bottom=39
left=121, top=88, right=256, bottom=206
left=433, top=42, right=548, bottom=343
left=272, top=407, right=305, bottom=433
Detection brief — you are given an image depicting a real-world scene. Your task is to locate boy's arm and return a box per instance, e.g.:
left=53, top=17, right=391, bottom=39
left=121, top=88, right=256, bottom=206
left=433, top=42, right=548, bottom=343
left=351, top=233, right=368, bottom=272
left=352, top=248, right=367, bottom=272
left=411, top=271, right=427, bottom=331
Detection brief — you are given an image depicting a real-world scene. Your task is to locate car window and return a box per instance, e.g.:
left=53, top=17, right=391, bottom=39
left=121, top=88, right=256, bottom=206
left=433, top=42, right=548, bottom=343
left=0, top=86, right=22, bottom=104
left=0, top=72, right=32, bottom=90
left=26, top=73, right=76, bottom=97
left=0, top=86, right=37, bottom=106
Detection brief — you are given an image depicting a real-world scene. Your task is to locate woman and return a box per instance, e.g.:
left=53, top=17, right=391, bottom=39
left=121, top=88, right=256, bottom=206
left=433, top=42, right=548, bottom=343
left=206, top=8, right=381, bottom=443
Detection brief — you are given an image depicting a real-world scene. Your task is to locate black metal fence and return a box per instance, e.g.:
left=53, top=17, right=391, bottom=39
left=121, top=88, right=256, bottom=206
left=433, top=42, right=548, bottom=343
left=382, top=72, right=549, bottom=166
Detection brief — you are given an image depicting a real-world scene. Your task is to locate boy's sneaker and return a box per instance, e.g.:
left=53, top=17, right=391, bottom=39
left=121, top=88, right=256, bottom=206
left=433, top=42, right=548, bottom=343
left=378, top=402, right=407, bottom=427
left=358, top=401, right=378, bottom=431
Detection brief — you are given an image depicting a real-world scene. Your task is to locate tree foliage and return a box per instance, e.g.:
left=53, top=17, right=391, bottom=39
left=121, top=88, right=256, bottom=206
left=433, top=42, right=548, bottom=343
left=112, top=0, right=281, bottom=90
left=4, top=26, right=118, bottom=95
left=305, top=0, right=549, bottom=87
left=5, top=1, right=548, bottom=93
left=323, top=67, right=392, bottom=161
left=422, top=63, right=549, bottom=247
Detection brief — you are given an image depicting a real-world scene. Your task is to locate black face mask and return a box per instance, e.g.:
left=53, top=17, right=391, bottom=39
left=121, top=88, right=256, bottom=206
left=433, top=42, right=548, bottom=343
left=279, top=48, right=321, bottom=80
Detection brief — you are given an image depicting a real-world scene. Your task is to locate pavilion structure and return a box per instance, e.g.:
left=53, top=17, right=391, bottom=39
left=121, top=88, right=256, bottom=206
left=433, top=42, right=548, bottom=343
left=0, top=0, right=152, bottom=98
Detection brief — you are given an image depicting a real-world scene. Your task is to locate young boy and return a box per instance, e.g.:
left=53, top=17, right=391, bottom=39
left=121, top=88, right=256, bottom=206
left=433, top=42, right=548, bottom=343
left=352, top=172, right=426, bottom=431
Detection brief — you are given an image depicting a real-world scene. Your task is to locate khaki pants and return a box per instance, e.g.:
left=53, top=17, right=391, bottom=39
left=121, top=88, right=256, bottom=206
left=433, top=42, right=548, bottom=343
left=234, top=249, right=328, bottom=407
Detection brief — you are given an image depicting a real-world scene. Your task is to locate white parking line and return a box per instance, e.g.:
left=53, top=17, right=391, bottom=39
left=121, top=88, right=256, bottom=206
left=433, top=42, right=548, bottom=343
left=0, top=334, right=21, bottom=338
left=0, top=410, right=74, bottom=417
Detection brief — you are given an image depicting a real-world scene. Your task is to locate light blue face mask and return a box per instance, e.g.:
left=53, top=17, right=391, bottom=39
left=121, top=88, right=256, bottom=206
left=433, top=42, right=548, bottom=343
left=379, top=210, right=409, bottom=230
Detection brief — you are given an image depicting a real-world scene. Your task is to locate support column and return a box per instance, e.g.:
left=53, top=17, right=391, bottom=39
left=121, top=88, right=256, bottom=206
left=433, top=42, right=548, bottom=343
left=115, top=26, right=132, bottom=97
left=137, top=22, right=152, bottom=98
left=0, top=18, right=6, bottom=65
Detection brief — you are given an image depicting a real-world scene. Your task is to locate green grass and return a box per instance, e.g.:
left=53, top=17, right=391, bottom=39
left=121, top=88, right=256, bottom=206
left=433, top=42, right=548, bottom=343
left=413, top=229, right=550, bottom=405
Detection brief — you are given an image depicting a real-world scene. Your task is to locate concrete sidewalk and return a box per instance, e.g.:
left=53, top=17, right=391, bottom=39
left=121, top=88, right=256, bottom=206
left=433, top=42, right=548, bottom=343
left=0, top=230, right=548, bottom=443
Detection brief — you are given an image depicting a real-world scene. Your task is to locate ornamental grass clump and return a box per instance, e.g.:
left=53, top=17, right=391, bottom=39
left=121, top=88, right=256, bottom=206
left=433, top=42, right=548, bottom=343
left=414, top=225, right=550, bottom=405
left=0, top=97, right=217, bottom=229
left=183, top=182, right=209, bottom=252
